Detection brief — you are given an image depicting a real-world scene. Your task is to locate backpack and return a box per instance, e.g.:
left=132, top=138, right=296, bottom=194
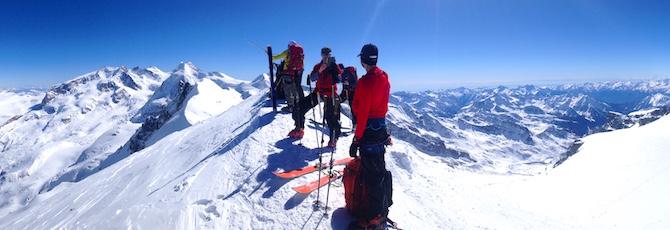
left=287, top=44, right=304, bottom=72
left=343, top=158, right=394, bottom=222
left=344, top=158, right=368, bottom=218
left=342, top=66, right=358, bottom=88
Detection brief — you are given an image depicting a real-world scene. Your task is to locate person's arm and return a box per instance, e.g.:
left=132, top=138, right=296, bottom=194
left=353, top=79, right=371, bottom=139
left=272, top=49, right=288, bottom=61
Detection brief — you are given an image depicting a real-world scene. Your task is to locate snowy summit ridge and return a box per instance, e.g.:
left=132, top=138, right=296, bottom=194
left=0, top=67, right=669, bottom=229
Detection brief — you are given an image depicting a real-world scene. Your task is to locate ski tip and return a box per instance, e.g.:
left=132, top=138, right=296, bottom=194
left=272, top=171, right=293, bottom=179
left=342, top=157, right=354, bottom=161
left=292, top=186, right=312, bottom=194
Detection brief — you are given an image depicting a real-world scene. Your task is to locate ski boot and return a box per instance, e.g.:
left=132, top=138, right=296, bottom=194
left=327, top=138, right=338, bottom=148
left=347, top=215, right=386, bottom=230
left=280, top=106, right=293, bottom=113
left=288, top=128, right=304, bottom=139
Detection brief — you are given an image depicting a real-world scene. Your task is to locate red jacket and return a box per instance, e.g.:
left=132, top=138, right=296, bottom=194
left=311, top=62, right=342, bottom=96
left=353, top=66, right=390, bottom=139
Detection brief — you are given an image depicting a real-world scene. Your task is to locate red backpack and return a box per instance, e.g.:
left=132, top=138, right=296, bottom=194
left=343, top=158, right=368, bottom=218
left=343, top=66, right=358, bottom=88
left=287, top=44, right=304, bottom=72
left=343, top=158, right=395, bottom=227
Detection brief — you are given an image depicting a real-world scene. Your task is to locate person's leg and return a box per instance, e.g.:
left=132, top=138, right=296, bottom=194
left=290, top=81, right=299, bottom=108
left=339, top=90, right=347, bottom=103
left=360, top=145, right=387, bottom=221
left=324, top=98, right=333, bottom=136
left=295, top=70, right=305, bottom=99
left=281, top=75, right=296, bottom=109
left=296, top=92, right=318, bottom=129
left=324, top=97, right=341, bottom=139
left=333, top=96, right=341, bottom=137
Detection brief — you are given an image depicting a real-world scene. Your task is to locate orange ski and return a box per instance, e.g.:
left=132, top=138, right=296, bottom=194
left=292, top=170, right=343, bottom=194
left=274, top=157, right=353, bottom=179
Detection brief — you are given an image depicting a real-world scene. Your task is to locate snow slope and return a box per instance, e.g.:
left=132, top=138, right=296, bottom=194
left=503, top=115, right=670, bottom=229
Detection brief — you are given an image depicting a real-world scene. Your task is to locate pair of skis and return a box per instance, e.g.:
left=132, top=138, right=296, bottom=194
left=273, top=157, right=353, bottom=194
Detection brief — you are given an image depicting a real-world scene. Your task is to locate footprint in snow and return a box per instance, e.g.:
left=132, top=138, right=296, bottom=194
left=173, top=180, right=188, bottom=192
left=391, top=151, right=413, bottom=173
left=174, top=175, right=195, bottom=192
left=194, top=199, right=221, bottom=221
left=194, top=199, right=212, bottom=206
left=205, top=205, right=221, bottom=217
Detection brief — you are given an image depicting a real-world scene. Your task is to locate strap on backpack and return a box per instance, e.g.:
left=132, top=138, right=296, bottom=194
left=386, top=218, right=402, bottom=230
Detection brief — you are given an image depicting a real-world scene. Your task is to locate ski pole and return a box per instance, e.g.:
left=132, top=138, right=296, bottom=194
left=333, top=84, right=337, bottom=137
left=314, top=90, right=328, bottom=209
left=313, top=88, right=326, bottom=209
left=308, top=74, right=319, bottom=145
left=323, top=84, right=338, bottom=213
left=319, top=94, right=326, bottom=147
left=267, top=46, right=277, bottom=112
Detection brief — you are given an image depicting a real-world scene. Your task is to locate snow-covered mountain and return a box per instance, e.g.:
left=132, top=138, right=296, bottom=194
left=0, top=89, right=43, bottom=126
left=0, top=70, right=668, bottom=229
left=0, top=66, right=168, bottom=216
left=0, top=62, right=268, bottom=217
left=387, top=80, right=670, bottom=174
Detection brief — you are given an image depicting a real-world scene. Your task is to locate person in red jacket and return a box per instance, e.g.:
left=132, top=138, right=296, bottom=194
left=348, top=44, right=393, bottom=230
left=288, top=47, right=343, bottom=148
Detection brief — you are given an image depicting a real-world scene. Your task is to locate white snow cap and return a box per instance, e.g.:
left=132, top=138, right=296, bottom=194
left=174, top=61, right=199, bottom=77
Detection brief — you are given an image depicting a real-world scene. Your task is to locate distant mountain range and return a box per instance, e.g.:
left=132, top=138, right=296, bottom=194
left=387, top=79, right=670, bottom=174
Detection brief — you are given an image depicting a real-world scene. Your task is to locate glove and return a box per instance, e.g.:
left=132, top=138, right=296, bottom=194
left=310, top=71, right=319, bottom=83
left=349, top=137, right=360, bottom=158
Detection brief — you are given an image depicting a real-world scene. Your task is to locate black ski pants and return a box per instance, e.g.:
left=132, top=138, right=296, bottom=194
left=294, top=91, right=341, bottom=138
left=359, top=118, right=392, bottom=221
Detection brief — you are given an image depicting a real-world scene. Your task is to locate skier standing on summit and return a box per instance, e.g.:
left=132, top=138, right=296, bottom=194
left=272, top=41, right=305, bottom=112
left=348, top=43, right=393, bottom=230
left=288, top=47, right=342, bottom=148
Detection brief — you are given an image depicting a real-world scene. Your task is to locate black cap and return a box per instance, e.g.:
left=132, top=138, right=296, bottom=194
left=321, top=47, right=332, bottom=55
left=358, top=43, right=378, bottom=65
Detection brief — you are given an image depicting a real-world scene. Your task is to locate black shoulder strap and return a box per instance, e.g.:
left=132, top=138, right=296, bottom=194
left=386, top=217, right=402, bottom=230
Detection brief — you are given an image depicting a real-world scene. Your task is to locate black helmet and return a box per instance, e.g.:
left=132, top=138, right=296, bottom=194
left=358, top=43, right=378, bottom=65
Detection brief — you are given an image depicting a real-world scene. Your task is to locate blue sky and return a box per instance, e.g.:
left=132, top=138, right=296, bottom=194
left=1, top=0, right=668, bottom=91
